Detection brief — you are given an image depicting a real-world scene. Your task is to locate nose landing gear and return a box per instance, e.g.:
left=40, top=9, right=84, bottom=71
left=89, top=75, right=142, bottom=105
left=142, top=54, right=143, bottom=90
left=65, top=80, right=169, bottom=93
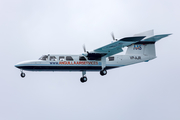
left=20, top=70, right=25, bottom=78
left=21, top=73, right=25, bottom=78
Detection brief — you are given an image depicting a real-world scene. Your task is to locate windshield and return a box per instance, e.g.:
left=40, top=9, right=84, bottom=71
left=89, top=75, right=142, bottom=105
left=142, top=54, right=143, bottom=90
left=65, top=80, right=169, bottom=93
left=39, top=55, right=48, bottom=60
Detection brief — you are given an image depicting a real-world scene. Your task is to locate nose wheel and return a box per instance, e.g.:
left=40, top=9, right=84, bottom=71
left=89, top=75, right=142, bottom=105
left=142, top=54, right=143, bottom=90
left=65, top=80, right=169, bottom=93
left=20, top=71, right=25, bottom=78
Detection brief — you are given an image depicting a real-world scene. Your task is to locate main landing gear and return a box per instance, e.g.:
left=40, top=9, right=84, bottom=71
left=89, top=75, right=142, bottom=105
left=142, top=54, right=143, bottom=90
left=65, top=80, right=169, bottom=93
left=80, top=69, right=107, bottom=83
left=80, top=76, right=87, bottom=83
left=100, top=69, right=107, bottom=76
left=80, top=71, right=87, bottom=83
left=20, top=70, right=25, bottom=78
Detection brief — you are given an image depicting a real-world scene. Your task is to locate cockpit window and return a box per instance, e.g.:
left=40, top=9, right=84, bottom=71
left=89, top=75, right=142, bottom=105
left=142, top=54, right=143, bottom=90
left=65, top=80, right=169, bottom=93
left=66, top=56, right=73, bottom=61
left=50, top=56, right=57, bottom=61
left=108, top=56, right=114, bottom=61
left=79, top=56, right=86, bottom=61
left=39, top=55, right=48, bottom=61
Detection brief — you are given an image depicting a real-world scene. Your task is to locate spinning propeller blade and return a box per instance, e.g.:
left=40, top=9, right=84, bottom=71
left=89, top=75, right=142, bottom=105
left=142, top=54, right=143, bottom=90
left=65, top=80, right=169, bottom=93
left=111, top=33, right=116, bottom=41
left=111, top=32, right=118, bottom=41
left=82, top=44, right=89, bottom=57
left=83, top=44, right=86, bottom=52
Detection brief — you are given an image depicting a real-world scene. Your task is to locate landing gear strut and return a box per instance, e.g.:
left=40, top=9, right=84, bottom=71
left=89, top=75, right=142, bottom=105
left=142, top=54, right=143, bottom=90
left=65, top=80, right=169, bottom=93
left=100, top=69, right=107, bottom=76
left=20, top=70, right=25, bottom=78
left=80, top=71, right=87, bottom=83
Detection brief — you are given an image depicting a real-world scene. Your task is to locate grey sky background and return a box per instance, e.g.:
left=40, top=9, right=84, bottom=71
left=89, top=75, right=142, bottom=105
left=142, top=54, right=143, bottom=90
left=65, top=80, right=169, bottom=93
left=0, top=0, right=180, bottom=120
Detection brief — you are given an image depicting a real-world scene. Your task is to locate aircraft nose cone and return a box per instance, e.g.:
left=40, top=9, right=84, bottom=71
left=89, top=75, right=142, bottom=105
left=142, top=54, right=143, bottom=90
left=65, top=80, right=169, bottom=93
left=15, top=63, right=22, bottom=69
left=14, top=61, right=27, bottom=69
left=15, top=64, right=18, bottom=68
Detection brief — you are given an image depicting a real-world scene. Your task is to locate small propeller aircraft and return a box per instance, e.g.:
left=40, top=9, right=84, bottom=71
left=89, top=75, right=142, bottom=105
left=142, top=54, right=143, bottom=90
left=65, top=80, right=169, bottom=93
left=15, top=30, right=171, bottom=83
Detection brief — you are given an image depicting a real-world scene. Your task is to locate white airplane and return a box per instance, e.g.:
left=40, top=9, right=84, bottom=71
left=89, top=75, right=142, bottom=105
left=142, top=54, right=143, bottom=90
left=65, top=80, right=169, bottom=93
left=15, top=30, right=171, bottom=83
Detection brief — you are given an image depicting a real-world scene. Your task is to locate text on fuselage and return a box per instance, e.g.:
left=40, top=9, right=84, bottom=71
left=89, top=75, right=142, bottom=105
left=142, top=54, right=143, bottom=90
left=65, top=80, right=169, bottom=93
left=50, top=61, right=99, bottom=65
left=130, top=56, right=141, bottom=60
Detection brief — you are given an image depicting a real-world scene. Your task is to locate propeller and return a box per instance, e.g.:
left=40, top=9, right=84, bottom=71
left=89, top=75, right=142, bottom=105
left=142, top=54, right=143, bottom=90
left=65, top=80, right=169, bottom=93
left=111, top=32, right=118, bottom=41
left=82, top=44, right=106, bottom=60
left=83, top=44, right=86, bottom=53
left=82, top=44, right=89, bottom=57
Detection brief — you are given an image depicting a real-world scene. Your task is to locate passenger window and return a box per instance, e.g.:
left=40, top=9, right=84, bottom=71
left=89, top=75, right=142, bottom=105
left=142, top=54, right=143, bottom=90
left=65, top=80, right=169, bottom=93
left=108, top=56, right=114, bottom=61
left=59, top=56, right=65, bottom=61
left=66, top=56, right=73, bottom=61
left=79, top=56, right=86, bottom=61
left=50, top=56, right=57, bottom=61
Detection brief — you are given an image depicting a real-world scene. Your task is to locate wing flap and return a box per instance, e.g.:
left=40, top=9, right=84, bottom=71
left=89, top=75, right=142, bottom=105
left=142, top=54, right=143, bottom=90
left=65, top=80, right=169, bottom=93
left=93, top=36, right=145, bottom=57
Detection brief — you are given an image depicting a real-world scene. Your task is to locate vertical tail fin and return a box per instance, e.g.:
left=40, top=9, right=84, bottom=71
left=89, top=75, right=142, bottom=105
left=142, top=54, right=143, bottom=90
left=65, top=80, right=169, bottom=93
left=126, top=43, right=156, bottom=57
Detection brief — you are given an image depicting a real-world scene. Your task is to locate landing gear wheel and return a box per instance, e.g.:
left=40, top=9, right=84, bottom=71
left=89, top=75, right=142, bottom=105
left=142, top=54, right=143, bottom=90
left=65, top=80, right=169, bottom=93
left=80, top=76, right=87, bottom=83
left=100, top=69, right=107, bottom=76
left=21, top=73, right=25, bottom=78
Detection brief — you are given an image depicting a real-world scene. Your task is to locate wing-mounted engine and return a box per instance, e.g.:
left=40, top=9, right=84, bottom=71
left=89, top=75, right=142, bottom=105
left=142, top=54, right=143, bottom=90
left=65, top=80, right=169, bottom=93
left=82, top=45, right=107, bottom=60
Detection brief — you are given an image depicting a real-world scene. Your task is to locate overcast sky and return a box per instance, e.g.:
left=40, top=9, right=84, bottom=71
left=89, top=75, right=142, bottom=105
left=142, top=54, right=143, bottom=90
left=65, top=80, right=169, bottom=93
left=0, top=0, right=180, bottom=120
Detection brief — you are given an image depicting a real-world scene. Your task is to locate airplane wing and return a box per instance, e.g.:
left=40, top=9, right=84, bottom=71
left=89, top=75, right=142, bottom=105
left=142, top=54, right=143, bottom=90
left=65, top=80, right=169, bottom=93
left=84, top=36, right=145, bottom=60
left=82, top=30, right=171, bottom=70
left=134, top=30, right=171, bottom=43
left=140, top=34, right=171, bottom=42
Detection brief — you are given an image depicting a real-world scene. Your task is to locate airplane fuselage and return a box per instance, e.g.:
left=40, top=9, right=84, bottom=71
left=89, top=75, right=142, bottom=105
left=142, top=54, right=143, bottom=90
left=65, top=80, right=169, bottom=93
left=15, top=54, right=155, bottom=72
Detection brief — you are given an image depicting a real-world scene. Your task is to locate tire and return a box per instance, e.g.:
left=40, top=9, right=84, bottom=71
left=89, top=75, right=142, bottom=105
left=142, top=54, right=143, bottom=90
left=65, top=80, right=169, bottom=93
left=100, top=69, right=107, bottom=76
left=80, top=77, right=87, bottom=83
left=21, top=73, right=25, bottom=78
